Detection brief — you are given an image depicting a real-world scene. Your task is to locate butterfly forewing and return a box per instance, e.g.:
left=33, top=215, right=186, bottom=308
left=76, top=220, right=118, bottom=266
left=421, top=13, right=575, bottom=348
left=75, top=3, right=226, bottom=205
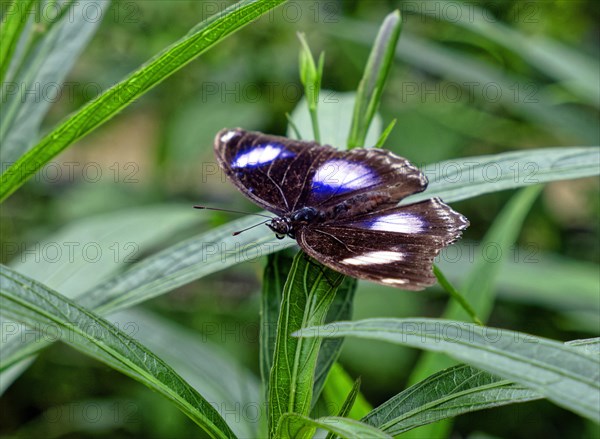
left=215, top=129, right=428, bottom=216
left=215, top=128, right=336, bottom=215
left=301, top=147, right=428, bottom=211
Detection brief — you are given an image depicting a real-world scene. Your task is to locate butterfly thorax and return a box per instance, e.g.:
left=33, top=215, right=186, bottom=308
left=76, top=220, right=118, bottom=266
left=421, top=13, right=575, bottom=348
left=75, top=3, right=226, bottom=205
left=267, top=191, right=394, bottom=240
left=268, top=206, right=325, bottom=239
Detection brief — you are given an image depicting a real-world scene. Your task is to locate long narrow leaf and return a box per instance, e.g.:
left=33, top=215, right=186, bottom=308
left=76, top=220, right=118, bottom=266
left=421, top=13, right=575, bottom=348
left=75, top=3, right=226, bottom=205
left=260, top=250, right=295, bottom=397
left=267, top=252, right=345, bottom=438
left=363, top=364, right=539, bottom=435
left=1, top=206, right=202, bottom=375
left=323, top=363, right=372, bottom=420
left=0, top=0, right=286, bottom=202
left=312, top=277, right=357, bottom=405
left=110, top=309, right=262, bottom=438
left=0, top=266, right=237, bottom=439
left=1, top=0, right=109, bottom=163
left=0, top=215, right=294, bottom=374
left=363, top=338, right=597, bottom=435
left=0, top=0, right=36, bottom=84
left=348, top=10, right=402, bottom=148
left=278, top=413, right=391, bottom=439
left=406, top=147, right=599, bottom=204
left=296, top=318, right=600, bottom=422
left=329, top=21, right=598, bottom=144
left=325, top=377, right=362, bottom=439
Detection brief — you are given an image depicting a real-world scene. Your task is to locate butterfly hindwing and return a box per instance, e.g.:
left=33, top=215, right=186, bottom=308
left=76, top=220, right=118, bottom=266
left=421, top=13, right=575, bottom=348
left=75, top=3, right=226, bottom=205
left=296, top=198, right=469, bottom=290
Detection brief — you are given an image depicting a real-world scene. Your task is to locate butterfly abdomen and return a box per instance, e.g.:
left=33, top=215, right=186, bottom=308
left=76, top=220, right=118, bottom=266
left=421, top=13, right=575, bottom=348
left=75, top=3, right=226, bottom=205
left=325, top=191, right=395, bottom=220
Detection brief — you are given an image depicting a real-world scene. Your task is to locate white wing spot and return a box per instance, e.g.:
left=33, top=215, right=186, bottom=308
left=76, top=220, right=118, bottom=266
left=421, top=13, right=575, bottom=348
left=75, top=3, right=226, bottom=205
left=220, top=130, right=237, bottom=143
left=381, top=278, right=407, bottom=285
left=368, top=213, right=425, bottom=234
left=232, top=143, right=288, bottom=168
left=342, top=251, right=404, bottom=266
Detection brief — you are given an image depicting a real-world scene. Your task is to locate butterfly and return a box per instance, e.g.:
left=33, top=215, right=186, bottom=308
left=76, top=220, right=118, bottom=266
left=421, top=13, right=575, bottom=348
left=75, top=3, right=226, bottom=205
left=214, top=128, right=469, bottom=290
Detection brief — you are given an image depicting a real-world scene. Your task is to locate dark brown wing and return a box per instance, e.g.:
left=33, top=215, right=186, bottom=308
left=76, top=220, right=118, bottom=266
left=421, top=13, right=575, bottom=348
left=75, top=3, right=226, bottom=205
left=214, top=128, right=428, bottom=216
left=296, top=198, right=469, bottom=290
left=214, top=128, right=336, bottom=216
left=300, top=147, right=427, bottom=213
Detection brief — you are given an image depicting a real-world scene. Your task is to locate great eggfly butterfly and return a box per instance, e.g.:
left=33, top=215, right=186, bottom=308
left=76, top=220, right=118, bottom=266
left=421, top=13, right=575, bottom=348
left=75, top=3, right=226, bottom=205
left=214, top=128, right=469, bottom=290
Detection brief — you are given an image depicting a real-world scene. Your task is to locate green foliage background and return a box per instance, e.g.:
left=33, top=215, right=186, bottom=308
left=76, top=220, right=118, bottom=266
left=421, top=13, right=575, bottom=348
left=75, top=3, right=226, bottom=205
left=1, top=1, right=598, bottom=438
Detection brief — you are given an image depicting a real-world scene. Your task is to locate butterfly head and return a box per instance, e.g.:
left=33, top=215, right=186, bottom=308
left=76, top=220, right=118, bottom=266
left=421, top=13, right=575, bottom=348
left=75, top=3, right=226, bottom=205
left=267, top=216, right=292, bottom=240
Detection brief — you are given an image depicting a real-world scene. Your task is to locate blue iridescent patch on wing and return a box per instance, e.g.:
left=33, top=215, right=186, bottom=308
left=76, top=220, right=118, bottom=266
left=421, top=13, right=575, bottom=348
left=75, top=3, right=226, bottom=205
left=232, top=142, right=294, bottom=168
left=310, top=159, right=380, bottom=198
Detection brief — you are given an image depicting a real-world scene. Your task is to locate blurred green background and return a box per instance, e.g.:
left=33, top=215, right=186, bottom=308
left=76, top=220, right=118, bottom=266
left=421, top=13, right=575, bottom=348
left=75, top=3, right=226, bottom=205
left=1, top=0, right=598, bottom=438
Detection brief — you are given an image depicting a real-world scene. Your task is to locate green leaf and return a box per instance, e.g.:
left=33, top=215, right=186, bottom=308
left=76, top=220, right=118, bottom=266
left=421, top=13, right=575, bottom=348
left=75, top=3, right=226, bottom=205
left=457, top=186, right=542, bottom=321
left=287, top=92, right=382, bottom=149
left=0, top=266, right=237, bottom=439
left=419, top=1, right=599, bottom=107
left=9, top=205, right=201, bottom=294
left=329, top=20, right=598, bottom=144
left=325, top=376, right=362, bottom=439
left=363, top=364, right=540, bottom=435
left=566, top=338, right=600, bottom=356
left=297, top=32, right=323, bottom=142
left=278, top=413, right=392, bottom=439
left=1, top=0, right=109, bottom=163
left=0, top=214, right=294, bottom=376
left=1, top=205, right=201, bottom=391
left=260, top=250, right=295, bottom=398
left=374, top=119, right=397, bottom=147
left=361, top=340, right=597, bottom=435
left=0, top=0, right=287, bottom=202
left=110, top=309, right=262, bottom=438
left=323, top=363, right=373, bottom=421
left=267, top=252, right=345, bottom=438
left=80, top=215, right=293, bottom=314
left=0, top=0, right=36, bottom=84
left=312, top=277, right=357, bottom=405
left=406, top=147, right=599, bottom=204
left=432, top=265, right=482, bottom=325
left=348, top=10, right=402, bottom=148
left=409, top=186, right=541, bottom=437
left=296, top=318, right=600, bottom=422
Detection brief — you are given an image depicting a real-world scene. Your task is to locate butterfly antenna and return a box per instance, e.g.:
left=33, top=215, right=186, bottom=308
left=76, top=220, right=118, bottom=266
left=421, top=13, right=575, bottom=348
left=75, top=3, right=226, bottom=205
left=193, top=205, right=272, bottom=219
left=232, top=220, right=270, bottom=236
